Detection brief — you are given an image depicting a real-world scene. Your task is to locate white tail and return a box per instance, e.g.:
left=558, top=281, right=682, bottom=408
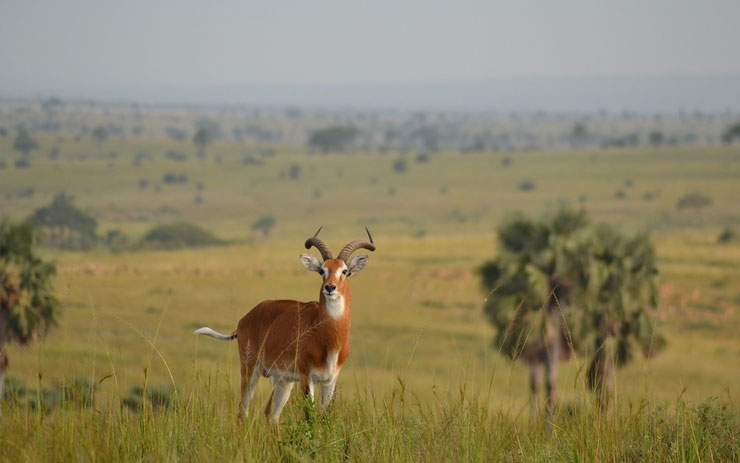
left=194, top=326, right=236, bottom=341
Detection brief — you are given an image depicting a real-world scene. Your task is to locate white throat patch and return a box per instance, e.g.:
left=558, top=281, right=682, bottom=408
left=325, top=293, right=345, bottom=319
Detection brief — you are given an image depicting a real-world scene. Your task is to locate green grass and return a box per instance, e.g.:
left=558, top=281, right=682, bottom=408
left=1, top=135, right=740, bottom=461
left=1, top=373, right=737, bottom=462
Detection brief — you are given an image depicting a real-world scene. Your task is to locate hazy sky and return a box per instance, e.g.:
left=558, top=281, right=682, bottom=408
left=1, top=0, right=739, bottom=98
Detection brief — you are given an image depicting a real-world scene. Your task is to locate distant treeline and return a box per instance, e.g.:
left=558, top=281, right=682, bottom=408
left=1, top=100, right=739, bottom=153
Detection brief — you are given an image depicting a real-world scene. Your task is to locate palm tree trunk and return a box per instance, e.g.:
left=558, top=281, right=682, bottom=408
left=587, top=335, right=612, bottom=410
left=527, top=362, right=541, bottom=415
left=543, top=343, right=559, bottom=421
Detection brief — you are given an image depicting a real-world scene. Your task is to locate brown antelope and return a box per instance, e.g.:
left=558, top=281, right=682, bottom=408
left=194, top=227, right=375, bottom=436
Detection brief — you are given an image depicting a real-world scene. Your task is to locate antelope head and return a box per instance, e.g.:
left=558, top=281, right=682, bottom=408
left=300, top=227, right=375, bottom=301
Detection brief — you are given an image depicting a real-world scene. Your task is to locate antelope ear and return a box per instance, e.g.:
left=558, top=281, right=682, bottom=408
left=346, top=254, right=368, bottom=275
left=300, top=254, right=322, bottom=273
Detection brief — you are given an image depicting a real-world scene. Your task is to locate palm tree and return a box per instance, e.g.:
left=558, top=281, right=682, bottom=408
left=567, top=225, right=665, bottom=408
left=480, top=209, right=664, bottom=413
left=0, top=219, right=60, bottom=406
left=480, top=209, right=587, bottom=417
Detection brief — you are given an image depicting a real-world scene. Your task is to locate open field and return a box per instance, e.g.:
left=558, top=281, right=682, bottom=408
left=1, top=134, right=739, bottom=461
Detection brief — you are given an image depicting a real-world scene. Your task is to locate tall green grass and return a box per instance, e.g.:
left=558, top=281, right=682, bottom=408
left=1, top=370, right=737, bottom=462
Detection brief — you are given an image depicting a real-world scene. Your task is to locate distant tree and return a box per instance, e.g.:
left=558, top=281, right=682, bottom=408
left=288, top=164, right=301, bottom=180
left=413, top=126, right=440, bottom=152
left=570, top=123, right=589, bottom=147
left=27, top=194, right=97, bottom=249
left=676, top=192, right=712, bottom=213
left=92, top=126, right=108, bottom=154
left=41, top=97, right=63, bottom=112
left=649, top=130, right=664, bottom=147
left=13, top=129, right=39, bottom=157
left=721, top=122, right=740, bottom=144
left=251, top=215, right=276, bottom=242
left=0, top=219, right=61, bottom=406
left=194, top=118, right=221, bottom=139
left=308, top=126, right=358, bottom=153
left=193, top=128, right=212, bottom=159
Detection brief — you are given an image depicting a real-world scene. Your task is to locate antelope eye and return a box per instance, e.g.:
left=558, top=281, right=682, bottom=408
left=342, top=269, right=349, bottom=275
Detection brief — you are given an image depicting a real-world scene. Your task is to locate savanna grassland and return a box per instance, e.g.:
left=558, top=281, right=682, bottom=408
left=1, top=132, right=739, bottom=461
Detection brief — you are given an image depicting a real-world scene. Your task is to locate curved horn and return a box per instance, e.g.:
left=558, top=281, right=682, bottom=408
left=304, top=226, right=333, bottom=261
left=337, top=227, right=376, bottom=261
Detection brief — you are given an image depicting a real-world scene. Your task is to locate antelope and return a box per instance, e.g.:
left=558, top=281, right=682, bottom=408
left=194, top=227, right=375, bottom=436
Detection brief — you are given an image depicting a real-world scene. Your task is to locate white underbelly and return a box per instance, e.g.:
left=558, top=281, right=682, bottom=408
left=258, top=349, right=341, bottom=384
left=259, top=363, right=299, bottom=382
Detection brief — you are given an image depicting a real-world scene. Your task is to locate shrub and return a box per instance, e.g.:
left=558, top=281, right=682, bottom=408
left=165, top=151, right=187, bottom=162
left=242, top=155, right=263, bottom=166
left=48, top=147, right=61, bottom=160
left=393, top=159, right=407, bottom=174
left=518, top=180, right=535, bottom=191
left=308, top=126, right=358, bottom=153
left=17, top=187, right=35, bottom=198
left=415, top=152, right=429, bottom=163
left=676, top=192, right=712, bottom=212
left=717, top=228, right=738, bottom=244
left=27, top=193, right=97, bottom=249
left=1, top=375, right=97, bottom=411
left=14, top=159, right=31, bottom=169
left=615, top=189, right=626, bottom=199
left=289, top=164, right=301, bottom=180
left=501, top=156, right=512, bottom=167
left=133, top=151, right=152, bottom=166
left=162, top=172, right=188, bottom=184
left=141, top=222, right=224, bottom=249
left=104, top=229, right=130, bottom=252
left=122, top=384, right=178, bottom=411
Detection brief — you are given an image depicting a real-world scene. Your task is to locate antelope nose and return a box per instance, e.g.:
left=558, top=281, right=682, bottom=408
left=324, top=284, right=336, bottom=293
